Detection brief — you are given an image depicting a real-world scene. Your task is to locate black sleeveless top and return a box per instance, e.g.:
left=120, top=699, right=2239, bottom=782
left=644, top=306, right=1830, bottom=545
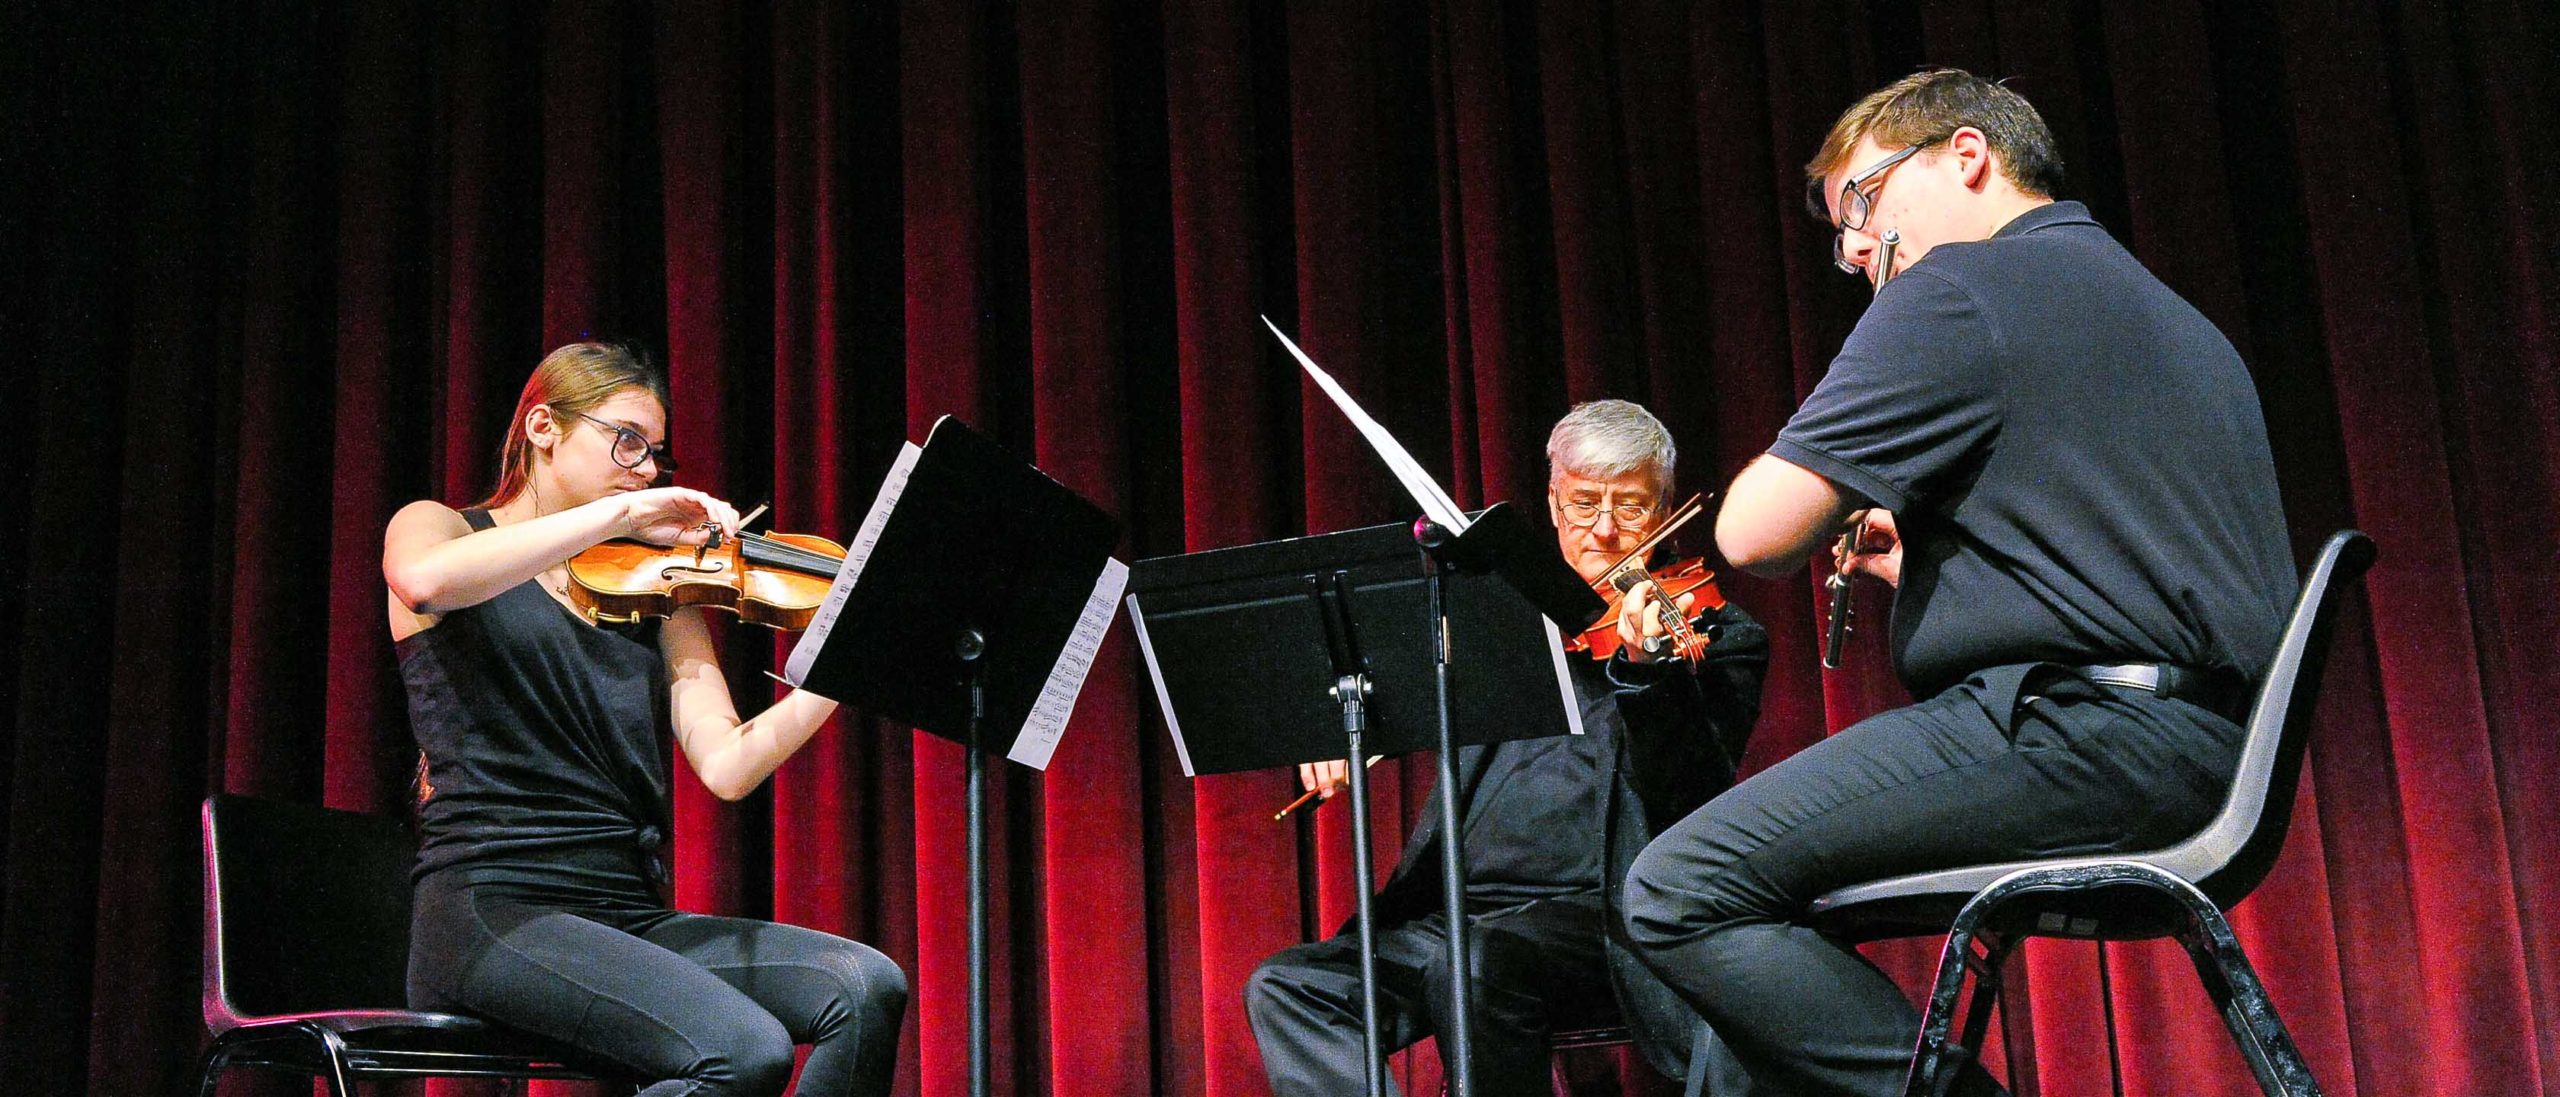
left=397, top=508, right=672, bottom=897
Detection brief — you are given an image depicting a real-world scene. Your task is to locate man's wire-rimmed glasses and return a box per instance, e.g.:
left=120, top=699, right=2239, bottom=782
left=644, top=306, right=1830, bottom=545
left=1557, top=500, right=1655, bottom=528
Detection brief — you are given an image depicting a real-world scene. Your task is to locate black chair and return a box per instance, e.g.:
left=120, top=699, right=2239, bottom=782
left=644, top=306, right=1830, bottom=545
left=1544, top=1025, right=1639, bottom=1096
left=195, top=793, right=630, bottom=1096
left=1436, top=1020, right=1718, bottom=1097
left=1807, top=530, right=2375, bottom=1097
left=1421, top=1022, right=1705, bottom=1096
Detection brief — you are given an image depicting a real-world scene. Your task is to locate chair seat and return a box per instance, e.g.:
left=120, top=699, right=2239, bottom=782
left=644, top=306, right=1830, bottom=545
left=210, top=1011, right=615, bottom=1080
left=1546, top=1024, right=1635, bottom=1051
left=226, top=1007, right=578, bottom=1046
left=226, top=1007, right=495, bottom=1035
left=1810, top=854, right=2207, bottom=943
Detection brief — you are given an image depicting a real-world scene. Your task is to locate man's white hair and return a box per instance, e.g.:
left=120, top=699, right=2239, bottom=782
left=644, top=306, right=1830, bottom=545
left=1546, top=399, right=1675, bottom=495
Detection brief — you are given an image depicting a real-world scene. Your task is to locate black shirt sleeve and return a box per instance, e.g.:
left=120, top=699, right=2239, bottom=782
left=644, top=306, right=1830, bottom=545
left=1770, top=268, right=2005, bottom=513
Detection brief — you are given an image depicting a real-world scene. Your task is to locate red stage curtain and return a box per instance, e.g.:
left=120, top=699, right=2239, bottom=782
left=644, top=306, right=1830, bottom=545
left=3, top=2, right=2553, bottom=1095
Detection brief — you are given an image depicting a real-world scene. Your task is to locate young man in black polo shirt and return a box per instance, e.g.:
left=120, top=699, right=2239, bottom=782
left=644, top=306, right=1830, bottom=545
left=1247, top=400, right=1767, bottom=1096
left=1620, top=70, right=2296, bottom=1096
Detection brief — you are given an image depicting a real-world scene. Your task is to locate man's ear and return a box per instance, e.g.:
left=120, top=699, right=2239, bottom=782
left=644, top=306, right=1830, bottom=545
left=1947, top=126, right=1994, bottom=190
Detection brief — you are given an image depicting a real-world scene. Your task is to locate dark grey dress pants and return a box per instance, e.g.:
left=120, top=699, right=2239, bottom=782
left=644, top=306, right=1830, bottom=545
left=1245, top=891, right=1618, bottom=1097
left=1623, top=665, right=2241, bottom=1097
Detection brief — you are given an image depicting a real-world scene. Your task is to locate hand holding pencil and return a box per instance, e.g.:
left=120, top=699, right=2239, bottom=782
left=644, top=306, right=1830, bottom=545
left=1274, top=756, right=1384, bottom=820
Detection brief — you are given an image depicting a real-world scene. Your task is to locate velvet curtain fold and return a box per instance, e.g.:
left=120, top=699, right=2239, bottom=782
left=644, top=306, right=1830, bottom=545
left=3, top=2, right=2552, bottom=1096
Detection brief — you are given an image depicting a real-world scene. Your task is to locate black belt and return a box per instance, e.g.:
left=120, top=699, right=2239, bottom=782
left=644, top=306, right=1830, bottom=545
left=2068, top=662, right=2251, bottom=724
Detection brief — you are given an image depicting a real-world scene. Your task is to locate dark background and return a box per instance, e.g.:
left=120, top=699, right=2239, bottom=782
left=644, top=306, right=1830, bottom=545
left=3, top=1, right=2553, bottom=1095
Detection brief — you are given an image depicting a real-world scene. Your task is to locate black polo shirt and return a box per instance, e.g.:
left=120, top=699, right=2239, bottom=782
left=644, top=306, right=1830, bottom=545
left=1771, top=201, right=2295, bottom=698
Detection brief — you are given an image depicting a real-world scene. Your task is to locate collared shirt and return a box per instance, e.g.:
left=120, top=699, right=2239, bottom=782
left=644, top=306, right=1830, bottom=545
left=1772, top=201, right=2295, bottom=697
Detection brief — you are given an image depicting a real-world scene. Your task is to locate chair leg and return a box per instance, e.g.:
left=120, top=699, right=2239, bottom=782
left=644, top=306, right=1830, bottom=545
left=310, top=1024, right=358, bottom=1097
left=1904, top=916, right=2013, bottom=1097
left=1952, top=935, right=2009, bottom=1083
left=2171, top=900, right=2325, bottom=1097
left=192, top=1035, right=237, bottom=1097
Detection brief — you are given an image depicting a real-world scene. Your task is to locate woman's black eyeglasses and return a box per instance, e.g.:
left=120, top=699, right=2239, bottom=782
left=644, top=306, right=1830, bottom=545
left=571, top=411, right=678, bottom=472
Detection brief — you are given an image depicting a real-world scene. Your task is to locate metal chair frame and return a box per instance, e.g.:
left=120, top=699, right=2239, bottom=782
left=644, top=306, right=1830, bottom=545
left=1436, top=1022, right=1711, bottom=1097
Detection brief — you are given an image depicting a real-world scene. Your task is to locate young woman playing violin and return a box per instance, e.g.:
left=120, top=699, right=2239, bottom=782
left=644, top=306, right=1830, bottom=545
left=383, top=342, right=906, bottom=1097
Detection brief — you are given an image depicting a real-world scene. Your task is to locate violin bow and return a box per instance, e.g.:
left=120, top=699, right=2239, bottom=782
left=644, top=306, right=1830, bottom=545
left=1598, top=492, right=1709, bottom=585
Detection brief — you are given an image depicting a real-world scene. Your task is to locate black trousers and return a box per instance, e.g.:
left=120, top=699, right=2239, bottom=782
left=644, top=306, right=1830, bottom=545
left=410, top=871, right=908, bottom=1097
left=1244, top=890, right=1618, bottom=1097
left=1622, top=665, right=2240, bottom=1097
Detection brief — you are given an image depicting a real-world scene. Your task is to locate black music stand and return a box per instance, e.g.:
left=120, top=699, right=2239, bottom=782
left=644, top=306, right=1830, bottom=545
left=1125, top=511, right=1600, bottom=1096
left=786, top=416, right=1123, bottom=1097
left=1405, top=500, right=1602, bottom=1097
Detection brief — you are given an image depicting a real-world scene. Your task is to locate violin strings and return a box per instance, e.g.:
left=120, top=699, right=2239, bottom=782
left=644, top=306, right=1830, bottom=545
left=741, top=533, right=838, bottom=569
left=738, top=531, right=846, bottom=576
left=1595, top=492, right=1708, bottom=591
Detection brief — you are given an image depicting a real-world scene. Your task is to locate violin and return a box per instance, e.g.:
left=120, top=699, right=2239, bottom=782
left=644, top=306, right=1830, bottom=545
left=564, top=511, right=847, bottom=631
left=1571, top=556, right=1726, bottom=662
left=1561, top=493, right=1726, bottom=665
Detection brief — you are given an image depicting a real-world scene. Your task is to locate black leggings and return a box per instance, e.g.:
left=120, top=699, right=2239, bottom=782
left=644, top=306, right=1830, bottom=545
left=410, top=872, right=907, bottom=1097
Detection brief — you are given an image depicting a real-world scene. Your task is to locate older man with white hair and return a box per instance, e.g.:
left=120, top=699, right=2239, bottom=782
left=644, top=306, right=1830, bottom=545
left=1245, top=399, right=1768, bottom=1096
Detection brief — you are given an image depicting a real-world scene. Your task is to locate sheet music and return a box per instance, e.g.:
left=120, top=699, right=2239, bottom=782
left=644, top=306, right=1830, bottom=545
left=785, top=440, right=925, bottom=688
left=1262, top=316, right=1470, bottom=532
left=1009, top=557, right=1130, bottom=769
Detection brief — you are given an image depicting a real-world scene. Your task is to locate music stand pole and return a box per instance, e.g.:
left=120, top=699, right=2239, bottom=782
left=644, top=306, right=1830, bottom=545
left=1313, top=569, right=1388, bottom=1097
left=1334, top=672, right=1385, bottom=1097
left=1415, top=519, right=1474, bottom=1097
left=959, top=627, right=990, bottom=1097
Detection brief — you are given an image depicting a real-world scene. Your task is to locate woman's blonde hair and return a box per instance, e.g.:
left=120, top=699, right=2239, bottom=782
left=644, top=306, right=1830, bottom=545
left=475, top=342, right=669, bottom=509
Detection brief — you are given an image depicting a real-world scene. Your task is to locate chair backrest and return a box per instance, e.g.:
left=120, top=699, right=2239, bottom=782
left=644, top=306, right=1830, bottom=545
left=201, top=794, right=418, bottom=1030
left=2159, top=530, right=2375, bottom=905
